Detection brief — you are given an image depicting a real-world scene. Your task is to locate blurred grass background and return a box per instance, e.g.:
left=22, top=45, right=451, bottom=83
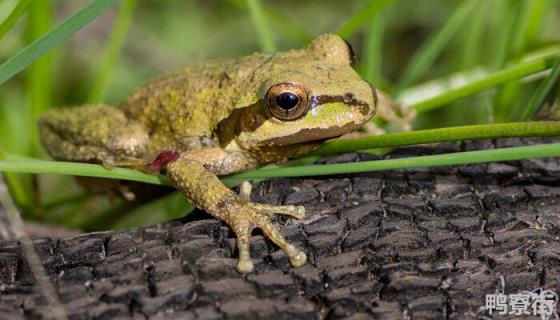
left=0, top=0, right=559, bottom=231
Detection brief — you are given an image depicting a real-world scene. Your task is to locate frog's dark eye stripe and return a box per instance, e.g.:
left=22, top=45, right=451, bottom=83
left=266, top=82, right=310, bottom=121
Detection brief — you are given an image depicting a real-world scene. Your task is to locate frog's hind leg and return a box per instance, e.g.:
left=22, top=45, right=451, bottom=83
left=239, top=181, right=305, bottom=219
left=39, top=104, right=149, bottom=169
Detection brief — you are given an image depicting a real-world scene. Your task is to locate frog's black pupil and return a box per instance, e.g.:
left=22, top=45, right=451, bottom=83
left=275, top=92, right=299, bottom=110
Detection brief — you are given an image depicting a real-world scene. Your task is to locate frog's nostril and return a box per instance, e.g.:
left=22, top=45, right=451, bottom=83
left=344, top=92, right=355, bottom=100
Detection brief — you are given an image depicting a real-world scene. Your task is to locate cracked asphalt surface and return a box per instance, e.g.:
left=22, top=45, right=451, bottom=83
left=1, top=137, right=560, bottom=319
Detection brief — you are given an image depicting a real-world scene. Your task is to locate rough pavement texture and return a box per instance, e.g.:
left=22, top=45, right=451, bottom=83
left=1, top=137, right=560, bottom=319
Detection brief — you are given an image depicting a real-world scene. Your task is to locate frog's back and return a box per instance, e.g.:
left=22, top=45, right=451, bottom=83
left=118, top=53, right=268, bottom=154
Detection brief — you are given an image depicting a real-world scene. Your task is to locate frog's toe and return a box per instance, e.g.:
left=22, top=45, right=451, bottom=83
left=231, top=218, right=254, bottom=273
left=253, top=214, right=307, bottom=268
left=288, top=246, right=307, bottom=267
left=248, top=203, right=306, bottom=220
left=239, top=181, right=253, bottom=200
left=238, top=181, right=305, bottom=220
left=237, top=252, right=254, bottom=273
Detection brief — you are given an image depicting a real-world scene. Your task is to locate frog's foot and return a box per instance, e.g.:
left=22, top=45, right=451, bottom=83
left=166, top=160, right=307, bottom=273
left=231, top=209, right=307, bottom=273
left=233, top=181, right=307, bottom=272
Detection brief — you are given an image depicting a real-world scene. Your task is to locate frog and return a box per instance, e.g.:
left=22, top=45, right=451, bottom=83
left=39, top=34, right=378, bottom=273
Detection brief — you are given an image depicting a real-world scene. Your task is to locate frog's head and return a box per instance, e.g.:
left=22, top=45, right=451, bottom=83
left=220, top=34, right=377, bottom=158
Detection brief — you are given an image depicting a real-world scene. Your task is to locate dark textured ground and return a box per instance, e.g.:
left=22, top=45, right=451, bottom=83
left=1, top=138, right=560, bottom=320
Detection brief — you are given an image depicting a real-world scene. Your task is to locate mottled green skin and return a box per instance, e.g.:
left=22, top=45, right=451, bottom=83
left=39, top=34, right=377, bottom=272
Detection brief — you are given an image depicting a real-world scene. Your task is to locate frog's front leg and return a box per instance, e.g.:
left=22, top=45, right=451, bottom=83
left=160, top=150, right=307, bottom=272
left=373, top=91, right=417, bottom=132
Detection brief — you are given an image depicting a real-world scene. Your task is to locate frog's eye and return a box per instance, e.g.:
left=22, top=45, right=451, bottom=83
left=265, top=82, right=309, bottom=121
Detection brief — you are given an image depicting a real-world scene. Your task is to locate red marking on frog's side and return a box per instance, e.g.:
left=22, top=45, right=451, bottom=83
left=149, top=150, right=180, bottom=171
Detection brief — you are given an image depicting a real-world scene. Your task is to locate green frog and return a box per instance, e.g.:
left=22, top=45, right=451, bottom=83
left=39, top=34, right=377, bottom=272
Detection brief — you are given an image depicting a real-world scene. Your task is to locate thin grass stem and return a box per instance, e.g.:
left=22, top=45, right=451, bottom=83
left=0, top=0, right=118, bottom=86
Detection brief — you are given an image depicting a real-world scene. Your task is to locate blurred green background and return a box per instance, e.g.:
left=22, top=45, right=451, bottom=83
left=0, top=0, right=559, bottom=231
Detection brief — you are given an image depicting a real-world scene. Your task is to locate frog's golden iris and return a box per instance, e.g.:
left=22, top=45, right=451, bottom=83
left=265, top=82, right=309, bottom=121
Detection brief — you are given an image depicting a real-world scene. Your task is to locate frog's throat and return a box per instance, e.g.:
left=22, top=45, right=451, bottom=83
left=258, top=121, right=361, bottom=146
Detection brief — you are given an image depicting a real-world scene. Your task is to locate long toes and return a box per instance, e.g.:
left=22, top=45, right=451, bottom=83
left=248, top=203, right=306, bottom=220
left=237, top=251, right=254, bottom=273
left=231, top=218, right=254, bottom=273
left=254, top=215, right=307, bottom=268
left=291, top=251, right=307, bottom=267
left=239, top=181, right=252, bottom=201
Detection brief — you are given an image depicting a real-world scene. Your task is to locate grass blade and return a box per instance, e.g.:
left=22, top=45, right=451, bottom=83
left=521, top=56, right=560, bottom=120
left=246, top=0, right=275, bottom=52
left=313, top=121, right=560, bottom=156
left=227, top=143, right=560, bottom=182
left=0, top=176, right=68, bottom=320
left=0, top=149, right=31, bottom=211
left=227, top=0, right=312, bottom=45
left=0, top=0, right=32, bottom=43
left=264, top=7, right=313, bottom=45
left=112, top=193, right=194, bottom=229
left=490, top=0, right=518, bottom=70
left=88, top=0, right=137, bottom=103
left=26, top=0, right=53, bottom=157
left=3, top=142, right=560, bottom=187
left=0, top=0, right=118, bottom=86
left=459, top=1, right=483, bottom=69
left=0, top=159, right=169, bottom=185
left=393, top=0, right=477, bottom=96
left=337, top=0, right=394, bottom=38
left=3, top=120, right=560, bottom=186
left=361, top=7, right=385, bottom=84
left=410, top=54, right=559, bottom=113
left=492, top=0, right=549, bottom=122
left=522, top=0, right=549, bottom=48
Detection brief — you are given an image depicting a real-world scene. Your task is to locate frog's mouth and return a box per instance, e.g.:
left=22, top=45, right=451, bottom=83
left=259, top=121, right=363, bottom=146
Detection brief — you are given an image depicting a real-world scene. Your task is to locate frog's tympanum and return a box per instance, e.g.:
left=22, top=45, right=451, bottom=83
left=39, top=34, right=377, bottom=272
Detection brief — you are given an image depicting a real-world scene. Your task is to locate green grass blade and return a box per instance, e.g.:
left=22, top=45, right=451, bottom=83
left=0, top=149, right=31, bottom=211
left=0, top=0, right=118, bottom=86
left=227, top=0, right=311, bottom=45
left=3, top=120, right=560, bottom=186
left=112, top=192, right=194, bottom=229
left=246, top=0, right=275, bottom=52
left=362, top=7, right=385, bottom=84
left=313, top=121, right=560, bottom=156
left=410, top=54, right=559, bottom=113
left=26, top=0, right=53, bottom=157
left=459, top=1, right=483, bottom=69
left=336, top=0, right=393, bottom=38
left=264, top=7, right=313, bottom=45
left=88, top=0, right=137, bottom=103
left=522, top=0, right=549, bottom=48
left=226, top=143, right=560, bottom=182
left=3, top=142, right=560, bottom=187
left=490, top=0, right=518, bottom=70
left=521, top=56, right=560, bottom=120
left=492, top=0, right=548, bottom=122
left=0, top=159, right=169, bottom=186
left=393, top=0, right=477, bottom=96
left=0, top=0, right=32, bottom=43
